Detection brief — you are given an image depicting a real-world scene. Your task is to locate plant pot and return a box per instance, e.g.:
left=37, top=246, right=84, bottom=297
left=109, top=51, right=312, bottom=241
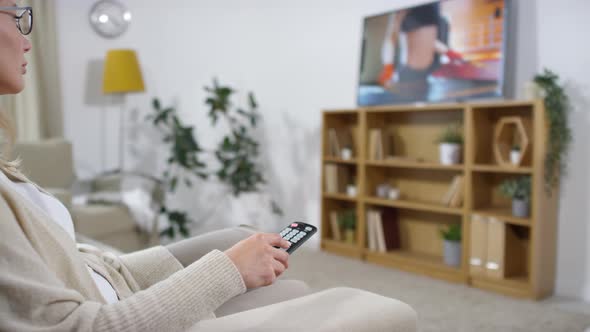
left=510, top=150, right=521, bottom=165
left=341, top=148, right=353, bottom=160
left=388, top=187, right=400, bottom=200
left=512, top=199, right=529, bottom=218
left=439, top=143, right=462, bottom=165
left=376, top=183, right=391, bottom=198
left=443, top=240, right=462, bottom=267
left=344, top=229, right=355, bottom=244
left=346, top=184, right=357, bottom=197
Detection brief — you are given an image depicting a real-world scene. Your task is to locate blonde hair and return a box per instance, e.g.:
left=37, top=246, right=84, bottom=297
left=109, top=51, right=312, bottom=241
left=0, top=109, right=24, bottom=178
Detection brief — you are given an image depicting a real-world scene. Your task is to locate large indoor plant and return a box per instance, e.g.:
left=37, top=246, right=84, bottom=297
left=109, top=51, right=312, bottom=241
left=499, top=176, right=531, bottom=218
left=437, top=124, right=463, bottom=165
left=440, top=223, right=461, bottom=267
left=533, top=69, right=572, bottom=194
left=147, top=79, right=281, bottom=238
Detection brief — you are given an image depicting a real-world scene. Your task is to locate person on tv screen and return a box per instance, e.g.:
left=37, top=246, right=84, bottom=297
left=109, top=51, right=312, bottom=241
left=377, top=2, right=464, bottom=93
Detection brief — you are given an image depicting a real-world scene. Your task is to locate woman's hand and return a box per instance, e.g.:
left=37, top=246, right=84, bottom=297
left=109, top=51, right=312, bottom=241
left=224, top=233, right=291, bottom=289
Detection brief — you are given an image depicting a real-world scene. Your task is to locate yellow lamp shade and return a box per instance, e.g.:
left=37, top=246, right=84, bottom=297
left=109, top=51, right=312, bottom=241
left=102, top=49, right=145, bottom=94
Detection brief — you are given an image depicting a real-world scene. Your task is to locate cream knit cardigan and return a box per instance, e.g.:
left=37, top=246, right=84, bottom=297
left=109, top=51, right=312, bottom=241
left=0, top=171, right=247, bottom=331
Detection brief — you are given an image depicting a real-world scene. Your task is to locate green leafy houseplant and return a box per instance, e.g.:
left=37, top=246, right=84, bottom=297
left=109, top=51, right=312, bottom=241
left=440, top=223, right=461, bottom=242
left=147, top=79, right=282, bottom=238
left=437, top=124, right=464, bottom=145
left=499, top=176, right=531, bottom=202
left=338, top=209, right=356, bottom=244
left=338, top=209, right=356, bottom=230
left=533, top=69, right=573, bottom=193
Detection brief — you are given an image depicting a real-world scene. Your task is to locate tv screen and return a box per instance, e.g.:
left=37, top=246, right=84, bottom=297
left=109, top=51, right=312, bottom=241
left=358, top=0, right=509, bottom=106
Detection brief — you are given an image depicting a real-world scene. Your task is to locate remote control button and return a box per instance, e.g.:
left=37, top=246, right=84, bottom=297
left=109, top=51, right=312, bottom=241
left=291, top=239, right=299, bottom=243
left=305, top=226, right=313, bottom=231
left=299, top=232, right=307, bottom=236
left=291, top=223, right=298, bottom=227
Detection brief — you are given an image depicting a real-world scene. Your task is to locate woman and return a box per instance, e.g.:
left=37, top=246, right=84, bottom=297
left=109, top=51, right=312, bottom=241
left=0, top=3, right=309, bottom=331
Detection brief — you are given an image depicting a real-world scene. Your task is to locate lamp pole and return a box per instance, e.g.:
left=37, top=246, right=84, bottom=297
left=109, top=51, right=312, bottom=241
left=119, top=100, right=125, bottom=172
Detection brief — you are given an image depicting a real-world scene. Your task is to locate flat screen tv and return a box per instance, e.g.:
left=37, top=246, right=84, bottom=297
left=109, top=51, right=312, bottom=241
left=358, top=0, right=510, bottom=106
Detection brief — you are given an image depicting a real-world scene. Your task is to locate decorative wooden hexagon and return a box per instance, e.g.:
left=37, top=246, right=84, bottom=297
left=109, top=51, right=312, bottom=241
left=493, top=117, right=532, bottom=167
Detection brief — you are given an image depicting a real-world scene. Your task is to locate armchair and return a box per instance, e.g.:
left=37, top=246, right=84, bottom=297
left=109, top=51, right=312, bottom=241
left=13, top=139, right=160, bottom=252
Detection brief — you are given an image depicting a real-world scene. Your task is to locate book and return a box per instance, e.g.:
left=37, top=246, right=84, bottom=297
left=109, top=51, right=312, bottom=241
left=441, top=175, right=461, bottom=206
left=327, top=128, right=340, bottom=157
left=329, top=211, right=341, bottom=241
left=449, top=176, right=465, bottom=208
left=368, top=129, right=384, bottom=160
left=486, top=217, right=505, bottom=279
left=469, top=214, right=488, bottom=277
left=349, top=125, right=359, bottom=158
left=381, top=208, right=401, bottom=250
left=324, top=164, right=338, bottom=193
left=374, top=211, right=386, bottom=252
left=367, top=210, right=377, bottom=251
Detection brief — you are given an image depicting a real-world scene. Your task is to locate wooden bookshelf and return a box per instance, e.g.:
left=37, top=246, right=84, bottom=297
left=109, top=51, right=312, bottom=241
left=320, top=100, right=559, bottom=300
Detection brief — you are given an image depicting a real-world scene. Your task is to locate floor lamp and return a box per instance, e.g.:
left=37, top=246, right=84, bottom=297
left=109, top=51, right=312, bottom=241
left=102, top=49, right=145, bottom=173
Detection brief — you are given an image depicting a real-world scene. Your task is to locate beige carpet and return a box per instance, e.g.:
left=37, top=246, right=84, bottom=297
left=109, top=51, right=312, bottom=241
left=282, top=249, right=590, bottom=332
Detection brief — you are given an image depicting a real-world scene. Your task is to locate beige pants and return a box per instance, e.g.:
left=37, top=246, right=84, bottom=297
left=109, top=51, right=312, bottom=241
left=166, top=225, right=311, bottom=317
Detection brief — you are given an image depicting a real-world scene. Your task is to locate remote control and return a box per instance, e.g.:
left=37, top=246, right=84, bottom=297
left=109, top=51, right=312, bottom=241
left=277, top=222, right=317, bottom=254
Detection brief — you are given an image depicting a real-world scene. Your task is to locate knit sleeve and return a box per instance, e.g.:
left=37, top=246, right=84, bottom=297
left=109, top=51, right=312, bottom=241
left=118, top=245, right=184, bottom=289
left=0, top=195, right=246, bottom=332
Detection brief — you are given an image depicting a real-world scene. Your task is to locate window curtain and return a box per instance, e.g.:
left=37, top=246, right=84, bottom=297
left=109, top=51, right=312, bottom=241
left=0, top=0, right=63, bottom=141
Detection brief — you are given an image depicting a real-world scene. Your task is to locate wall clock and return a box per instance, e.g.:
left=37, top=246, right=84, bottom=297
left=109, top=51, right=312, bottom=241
left=89, top=0, right=132, bottom=39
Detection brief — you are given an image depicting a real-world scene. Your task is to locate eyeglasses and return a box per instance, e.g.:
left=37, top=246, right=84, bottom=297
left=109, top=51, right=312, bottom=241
left=0, top=6, right=33, bottom=35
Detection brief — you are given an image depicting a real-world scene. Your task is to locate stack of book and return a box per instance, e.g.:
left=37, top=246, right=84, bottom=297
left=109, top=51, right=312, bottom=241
left=441, top=175, right=464, bottom=208
left=366, top=209, right=400, bottom=253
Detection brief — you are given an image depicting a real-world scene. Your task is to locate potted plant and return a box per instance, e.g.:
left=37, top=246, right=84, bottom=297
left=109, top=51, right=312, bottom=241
left=510, top=144, right=521, bottom=165
left=437, top=124, right=463, bottom=165
left=440, top=223, right=462, bottom=267
left=499, top=176, right=531, bottom=218
left=338, top=209, right=356, bottom=244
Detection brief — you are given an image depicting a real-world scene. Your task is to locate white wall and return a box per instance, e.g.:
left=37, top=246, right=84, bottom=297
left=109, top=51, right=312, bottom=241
left=534, top=0, right=590, bottom=302
left=55, top=0, right=590, bottom=300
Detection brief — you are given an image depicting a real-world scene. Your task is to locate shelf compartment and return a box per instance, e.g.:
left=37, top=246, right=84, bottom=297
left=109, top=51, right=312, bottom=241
left=363, top=207, right=463, bottom=270
left=323, top=163, right=357, bottom=196
left=365, top=109, right=464, bottom=164
left=365, top=250, right=465, bottom=283
left=366, top=166, right=465, bottom=209
left=365, top=197, right=463, bottom=215
left=323, top=112, right=360, bottom=160
left=321, top=198, right=358, bottom=248
left=366, top=159, right=464, bottom=171
left=471, top=172, right=533, bottom=220
left=470, top=104, right=534, bottom=167
left=469, top=217, right=531, bottom=295
left=472, top=164, right=532, bottom=174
